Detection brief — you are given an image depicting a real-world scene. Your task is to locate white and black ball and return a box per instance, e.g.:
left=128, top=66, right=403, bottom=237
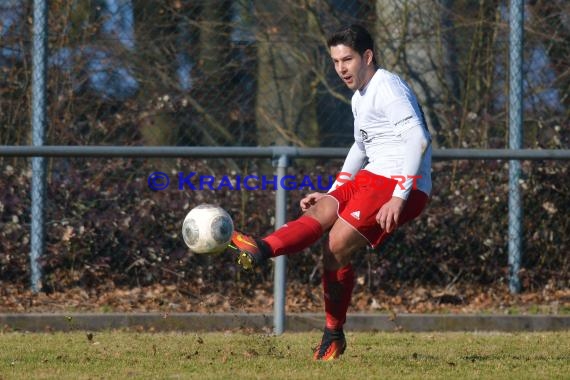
left=182, top=204, right=234, bottom=254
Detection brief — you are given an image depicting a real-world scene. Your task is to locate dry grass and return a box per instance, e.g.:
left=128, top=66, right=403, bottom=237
left=0, top=331, right=568, bottom=379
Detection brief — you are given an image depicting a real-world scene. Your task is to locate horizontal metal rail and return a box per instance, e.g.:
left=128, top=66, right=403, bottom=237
left=0, top=146, right=569, bottom=160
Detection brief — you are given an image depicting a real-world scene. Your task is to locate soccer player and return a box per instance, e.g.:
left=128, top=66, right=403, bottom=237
left=229, top=24, right=432, bottom=360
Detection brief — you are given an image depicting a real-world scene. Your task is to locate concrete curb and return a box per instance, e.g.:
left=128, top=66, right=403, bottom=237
left=1, top=313, right=568, bottom=333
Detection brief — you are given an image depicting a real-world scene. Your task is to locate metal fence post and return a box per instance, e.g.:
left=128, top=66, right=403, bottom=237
left=508, top=0, right=524, bottom=294
left=30, top=0, right=48, bottom=293
left=273, top=153, right=288, bottom=335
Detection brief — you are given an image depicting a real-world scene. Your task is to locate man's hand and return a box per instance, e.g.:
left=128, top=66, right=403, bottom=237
left=300, top=192, right=326, bottom=211
left=376, top=196, right=406, bottom=234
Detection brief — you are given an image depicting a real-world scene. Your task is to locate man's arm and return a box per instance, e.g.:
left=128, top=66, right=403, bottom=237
left=392, top=124, right=430, bottom=200
left=328, top=140, right=367, bottom=192
left=376, top=124, right=430, bottom=233
left=300, top=140, right=366, bottom=211
left=376, top=82, right=431, bottom=231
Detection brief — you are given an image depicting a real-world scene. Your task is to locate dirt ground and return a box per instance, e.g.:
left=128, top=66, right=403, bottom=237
left=2, top=281, right=568, bottom=316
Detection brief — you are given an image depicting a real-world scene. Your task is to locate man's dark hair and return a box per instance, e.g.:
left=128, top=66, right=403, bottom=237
left=327, top=24, right=376, bottom=64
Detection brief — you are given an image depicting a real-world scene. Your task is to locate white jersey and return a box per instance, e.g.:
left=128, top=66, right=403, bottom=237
left=334, top=69, right=432, bottom=199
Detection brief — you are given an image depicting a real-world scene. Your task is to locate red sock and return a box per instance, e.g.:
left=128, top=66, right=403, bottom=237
left=262, top=215, right=323, bottom=257
left=323, top=264, right=355, bottom=330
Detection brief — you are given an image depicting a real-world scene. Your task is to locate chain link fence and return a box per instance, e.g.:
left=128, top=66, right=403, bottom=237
left=0, top=1, right=568, bottom=310
left=2, top=1, right=566, bottom=148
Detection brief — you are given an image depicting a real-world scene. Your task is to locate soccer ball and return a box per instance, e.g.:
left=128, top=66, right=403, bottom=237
left=182, top=204, right=234, bottom=254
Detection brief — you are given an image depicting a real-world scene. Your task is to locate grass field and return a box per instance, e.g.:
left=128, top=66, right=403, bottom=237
left=1, top=331, right=569, bottom=379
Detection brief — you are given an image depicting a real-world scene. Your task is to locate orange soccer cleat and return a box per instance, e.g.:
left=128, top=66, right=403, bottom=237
left=313, top=328, right=347, bottom=361
left=227, top=231, right=270, bottom=271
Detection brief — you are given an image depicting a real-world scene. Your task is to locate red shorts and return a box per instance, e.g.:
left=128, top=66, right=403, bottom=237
left=328, top=170, right=428, bottom=248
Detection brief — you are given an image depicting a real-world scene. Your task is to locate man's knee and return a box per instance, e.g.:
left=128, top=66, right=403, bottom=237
left=323, top=238, right=351, bottom=270
left=327, top=224, right=368, bottom=259
left=305, top=197, right=338, bottom=230
left=327, top=233, right=348, bottom=255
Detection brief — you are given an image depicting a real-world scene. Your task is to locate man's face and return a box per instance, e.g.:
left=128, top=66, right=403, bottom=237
left=330, top=44, right=373, bottom=91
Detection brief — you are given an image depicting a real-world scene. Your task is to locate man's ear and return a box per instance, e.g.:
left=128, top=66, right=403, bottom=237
left=365, top=49, right=374, bottom=65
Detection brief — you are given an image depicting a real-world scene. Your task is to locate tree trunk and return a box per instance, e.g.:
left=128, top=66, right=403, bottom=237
left=375, top=0, right=454, bottom=147
left=253, top=0, right=319, bottom=147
